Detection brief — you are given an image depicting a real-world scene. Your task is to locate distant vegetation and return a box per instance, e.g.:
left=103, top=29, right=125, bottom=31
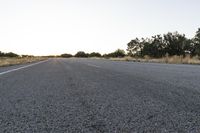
left=1, top=28, right=200, bottom=65
left=89, top=52, right=101, bottom=57
left=127, top=28, right=200, bottom=58
left=73, top=51, right=102, bottom=58
left=0, top=51, right=19, bottom=57
left=103, top=49, right=126, bottom=58
left=0, top=51, right=36, bottom=58
left=60, top=28, right=200, bottom=59
left=61, top=49, right=125, bottom=58
left=60, top=53, right=73, bottom=58
left=58, top=28, right=200, bottom=65
left=74, top=51, right=89, bottom=58
left=0, top=52, right=46, bottom=67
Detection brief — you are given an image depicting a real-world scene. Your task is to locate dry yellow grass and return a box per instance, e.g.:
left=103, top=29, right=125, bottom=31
left=0, top=57, right=47, bottom=67
left=159, top=55, right=200, bottom=64
left=107, top=55, right=200, bottom=65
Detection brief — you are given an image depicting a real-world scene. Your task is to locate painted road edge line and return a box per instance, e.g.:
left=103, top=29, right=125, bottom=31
left=0, top=60, right=49, bottom=76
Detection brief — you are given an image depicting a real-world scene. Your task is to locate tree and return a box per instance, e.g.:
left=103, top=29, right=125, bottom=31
left=142, top=35, right=165, bottom=58
left=0, top=51, right=19, bottom=57
left=163, top=32, right=189, bottom=56
left=127, top=31, right=193, bottom=58
left=75, top=51, right=89, bottom=58
left=22, top=55, right=34, bottom=58
left=0, top=51, right=4, bottom=57
left=61, top=53, right=73, bottom=58
left=193, top=28, right=200, bottom=56
left=105, top=49, right=126, bottom=58
left=127, top=38, right=142, bottom=57
left=4, top=52, right=19, bottom=57
left=89, top=52, right=101, bottom=57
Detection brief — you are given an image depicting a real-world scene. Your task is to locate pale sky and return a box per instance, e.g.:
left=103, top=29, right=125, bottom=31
left=0, top=0, right=200, bottom=55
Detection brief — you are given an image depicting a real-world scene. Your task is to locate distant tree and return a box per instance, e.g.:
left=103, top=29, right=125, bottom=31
left=89, top=52, right=101, bottom=57
left=4, top=52, right=19, bottom=57
left=183, top=39, right=194, bottom=56
left=21, top=55, right=34, bottom=58
left=61, top=53, right=73, bottom=58
left=102, top=54, right=109, bottom=58
left=105, top=49, right=126, bottom=58
left=0, top=51, right=19, bottom=57
left=142, top=35, right=165, bottom=58
left=45, top=55, right=57, bottom=58
left=75, top=51, right=89, bottom=58
left=114, top=49, right=126, bottom=57
left=163, top=32, right=190, bottom=56
left=127, top=38, right=142, bottom=57
left=193, top=28, right=200, bottom=56
left=0, top=51, right=4, bottom=57
left=127, top=31, right=194, bottom=58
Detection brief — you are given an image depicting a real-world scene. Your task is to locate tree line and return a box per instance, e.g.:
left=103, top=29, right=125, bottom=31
left=1, top=28, right=200, bottom=59
left=127, top=28, right=200, bottom=58
left=60, top=49, right=126, bottom=58
left=62, top=28, right=200, bottom=58
left=0, top=51, right=19, bottom=57
left=0, top=51, right=35, bottom=58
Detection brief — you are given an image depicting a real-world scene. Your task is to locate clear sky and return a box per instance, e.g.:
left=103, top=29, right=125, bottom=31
left=0, top=0, right=200, bottom=55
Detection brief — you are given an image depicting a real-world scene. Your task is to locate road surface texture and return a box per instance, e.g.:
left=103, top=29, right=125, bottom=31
left=0, top=58, right=200, bottom=132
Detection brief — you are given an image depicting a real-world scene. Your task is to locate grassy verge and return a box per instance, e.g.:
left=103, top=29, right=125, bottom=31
left=107, top=55, right=200, bottom=65
left=0, top=57, right=47, bottom=67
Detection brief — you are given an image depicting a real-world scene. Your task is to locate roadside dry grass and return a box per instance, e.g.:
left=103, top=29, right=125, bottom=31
left=108, top=55, right=200, bottom=65
left=0, top=57, right=47, bottom=67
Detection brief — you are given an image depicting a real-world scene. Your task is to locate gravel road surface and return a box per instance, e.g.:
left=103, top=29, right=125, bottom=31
left=0, top=58, right=200, bottom=132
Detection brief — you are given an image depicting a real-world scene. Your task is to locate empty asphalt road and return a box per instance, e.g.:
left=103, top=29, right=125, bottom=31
left=0, top=58, right=200, bottom=132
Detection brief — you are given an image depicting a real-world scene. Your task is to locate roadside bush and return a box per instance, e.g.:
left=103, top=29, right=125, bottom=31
left=0, top=51, right=4, bottom=57
left=75, top=51, right=89, bottom=58
left=89, top=52, right=101, bottom=57
left=127, top=28, right=200, bottom=58
left=105, top=49, right=126, bottom=58
left=61, top=53, right=73, bottom=58
left=21, top=55, right=34, bottom=58
left=0, top=51, right=19, bottom=57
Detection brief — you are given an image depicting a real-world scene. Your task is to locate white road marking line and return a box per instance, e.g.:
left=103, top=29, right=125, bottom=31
left=0, top=60, right=49, bottom=76
left=87, top=64, right=101, bottom=68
